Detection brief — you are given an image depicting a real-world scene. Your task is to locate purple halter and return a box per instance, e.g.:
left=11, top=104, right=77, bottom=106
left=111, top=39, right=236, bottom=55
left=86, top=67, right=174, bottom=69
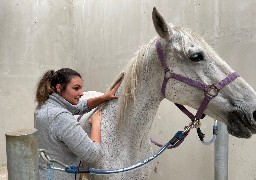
left=155, top=39, right=240, bottom=122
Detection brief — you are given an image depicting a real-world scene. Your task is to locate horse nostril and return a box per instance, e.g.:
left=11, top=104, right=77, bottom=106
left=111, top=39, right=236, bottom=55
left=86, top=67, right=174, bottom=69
left=253, top=111, right=256, bottom=121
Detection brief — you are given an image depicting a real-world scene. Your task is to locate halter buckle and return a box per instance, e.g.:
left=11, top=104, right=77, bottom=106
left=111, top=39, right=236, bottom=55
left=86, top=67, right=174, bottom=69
left=205, top=84, right=219, bottom=98
left=189, top=120, right=201, bottom=129
left=184, top=119, right=201, bottom=133
left=164, top=70, right=172, bottom=79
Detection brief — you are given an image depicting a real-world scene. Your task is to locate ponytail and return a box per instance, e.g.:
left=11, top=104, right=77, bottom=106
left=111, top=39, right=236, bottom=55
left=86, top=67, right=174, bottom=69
left=35, top=70, right=55, bottom=106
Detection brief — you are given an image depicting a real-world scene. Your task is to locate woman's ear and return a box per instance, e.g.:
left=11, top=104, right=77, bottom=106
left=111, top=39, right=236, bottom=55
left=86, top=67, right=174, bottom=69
left=56, top=84, right=62, bottom=93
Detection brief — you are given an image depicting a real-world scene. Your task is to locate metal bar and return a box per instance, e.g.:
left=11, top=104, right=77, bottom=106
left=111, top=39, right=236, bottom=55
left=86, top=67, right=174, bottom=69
left=214, top=122, right=228, bottom=180
left=6, top=129, right=39, bottom=180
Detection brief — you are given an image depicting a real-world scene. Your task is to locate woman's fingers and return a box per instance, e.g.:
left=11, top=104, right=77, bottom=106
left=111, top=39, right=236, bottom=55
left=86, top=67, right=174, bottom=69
left=112, top=81, right=121, bottom=92
left=89, top=110, right=102, bottom=125
left=108, top=81, right=121, bottom=99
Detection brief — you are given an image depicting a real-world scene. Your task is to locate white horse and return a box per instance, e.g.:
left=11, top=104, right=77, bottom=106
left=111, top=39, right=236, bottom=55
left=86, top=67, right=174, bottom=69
left=78, top=7, right=256, bottom=180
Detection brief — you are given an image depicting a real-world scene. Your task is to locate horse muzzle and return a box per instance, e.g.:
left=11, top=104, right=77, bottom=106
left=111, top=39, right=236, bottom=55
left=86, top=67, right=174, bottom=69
left=227, top=109, right=256, bottom=138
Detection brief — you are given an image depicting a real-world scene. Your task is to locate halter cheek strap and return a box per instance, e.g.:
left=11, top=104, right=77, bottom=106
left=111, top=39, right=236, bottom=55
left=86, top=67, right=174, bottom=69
left=155, top=39, right=240, bottom=121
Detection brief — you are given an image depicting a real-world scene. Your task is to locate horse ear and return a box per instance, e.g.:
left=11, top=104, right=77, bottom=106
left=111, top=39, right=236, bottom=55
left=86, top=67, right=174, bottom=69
left=152, top=7, right=172, bottom=40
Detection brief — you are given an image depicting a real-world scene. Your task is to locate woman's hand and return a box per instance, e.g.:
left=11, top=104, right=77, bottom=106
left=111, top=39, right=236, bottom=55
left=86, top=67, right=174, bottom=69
left=102, top=82, right=121, bottom=101
left=87, top=81, right=121, bottom=110
left=89, top=110, right=102, bottom=126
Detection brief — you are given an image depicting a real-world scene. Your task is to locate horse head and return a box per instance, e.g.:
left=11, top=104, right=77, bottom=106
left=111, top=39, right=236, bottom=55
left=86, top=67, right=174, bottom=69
left=152, top=7, right=256, bottom=138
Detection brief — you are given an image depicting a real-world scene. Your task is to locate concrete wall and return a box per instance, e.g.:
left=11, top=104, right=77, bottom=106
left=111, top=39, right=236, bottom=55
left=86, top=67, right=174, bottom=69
left=1, top=0, right=256, bottom=179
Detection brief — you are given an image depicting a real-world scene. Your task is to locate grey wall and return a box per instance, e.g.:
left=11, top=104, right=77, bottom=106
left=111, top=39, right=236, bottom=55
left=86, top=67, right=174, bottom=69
left=1, top=1, right=256, bottom=179
left=0, top=0, right=78, bottom=167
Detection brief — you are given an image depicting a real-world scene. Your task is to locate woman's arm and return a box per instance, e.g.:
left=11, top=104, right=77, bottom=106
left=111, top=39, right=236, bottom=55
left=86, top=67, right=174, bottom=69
left=89, top=111, right=102, bottom=144
left=87, top=82, right=120, bottom=110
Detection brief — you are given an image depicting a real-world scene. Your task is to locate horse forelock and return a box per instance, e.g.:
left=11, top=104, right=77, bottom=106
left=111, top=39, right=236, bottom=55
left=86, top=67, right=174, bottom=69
left=176, top=27, right=219, bottom=60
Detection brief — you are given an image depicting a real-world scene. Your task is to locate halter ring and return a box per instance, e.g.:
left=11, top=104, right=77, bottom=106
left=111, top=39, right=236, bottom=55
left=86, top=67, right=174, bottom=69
left=205, top=84, right=219, bottom=97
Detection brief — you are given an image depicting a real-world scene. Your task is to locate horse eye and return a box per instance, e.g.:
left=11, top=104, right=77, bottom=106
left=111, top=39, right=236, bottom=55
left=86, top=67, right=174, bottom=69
left=190, top=52, right=204, bottom=62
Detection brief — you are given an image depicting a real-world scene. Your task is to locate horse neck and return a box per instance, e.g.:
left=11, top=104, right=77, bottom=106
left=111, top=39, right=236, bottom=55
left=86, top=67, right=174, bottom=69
left=120, top=43, right=164, bottom=135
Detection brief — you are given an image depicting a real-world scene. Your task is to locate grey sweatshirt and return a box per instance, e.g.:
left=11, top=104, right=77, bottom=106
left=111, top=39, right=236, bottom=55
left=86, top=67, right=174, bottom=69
left=35, top=93, right=102, bottom=180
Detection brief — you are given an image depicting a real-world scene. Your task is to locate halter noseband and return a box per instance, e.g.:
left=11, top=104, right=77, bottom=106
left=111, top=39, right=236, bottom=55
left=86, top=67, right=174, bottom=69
left=156, top=39, right=240, bottom=122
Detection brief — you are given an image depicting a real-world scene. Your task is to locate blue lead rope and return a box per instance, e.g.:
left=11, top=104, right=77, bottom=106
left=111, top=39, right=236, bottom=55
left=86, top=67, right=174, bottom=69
left=64, top=131, right=186, bottom=175
left=41, top=121, right=198, bottom=175
left=65, top=165, right=79, bottom=174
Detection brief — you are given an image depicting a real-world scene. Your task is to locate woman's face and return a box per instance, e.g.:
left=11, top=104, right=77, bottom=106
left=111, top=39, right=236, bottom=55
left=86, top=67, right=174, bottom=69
left=58, top=76, right=84, bottom=105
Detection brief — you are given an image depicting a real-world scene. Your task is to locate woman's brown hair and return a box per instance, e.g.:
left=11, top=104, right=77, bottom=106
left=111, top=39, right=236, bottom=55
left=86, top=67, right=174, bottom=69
left=35, top=68, right=81, bottom=106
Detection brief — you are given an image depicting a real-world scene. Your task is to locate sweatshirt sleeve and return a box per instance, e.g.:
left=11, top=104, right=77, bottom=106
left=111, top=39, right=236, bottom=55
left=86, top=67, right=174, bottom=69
left=52, top=111, right=102, bottom=163
left=73, top=100, right=91, bottom=115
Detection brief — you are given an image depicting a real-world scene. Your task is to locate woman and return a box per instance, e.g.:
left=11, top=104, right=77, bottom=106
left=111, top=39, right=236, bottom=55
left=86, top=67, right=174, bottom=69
left=35, top=68, right=119, bottom=179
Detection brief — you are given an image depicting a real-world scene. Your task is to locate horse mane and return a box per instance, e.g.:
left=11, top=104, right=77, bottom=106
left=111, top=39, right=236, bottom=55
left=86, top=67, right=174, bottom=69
left=107, top=38, right=157, bottom=126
